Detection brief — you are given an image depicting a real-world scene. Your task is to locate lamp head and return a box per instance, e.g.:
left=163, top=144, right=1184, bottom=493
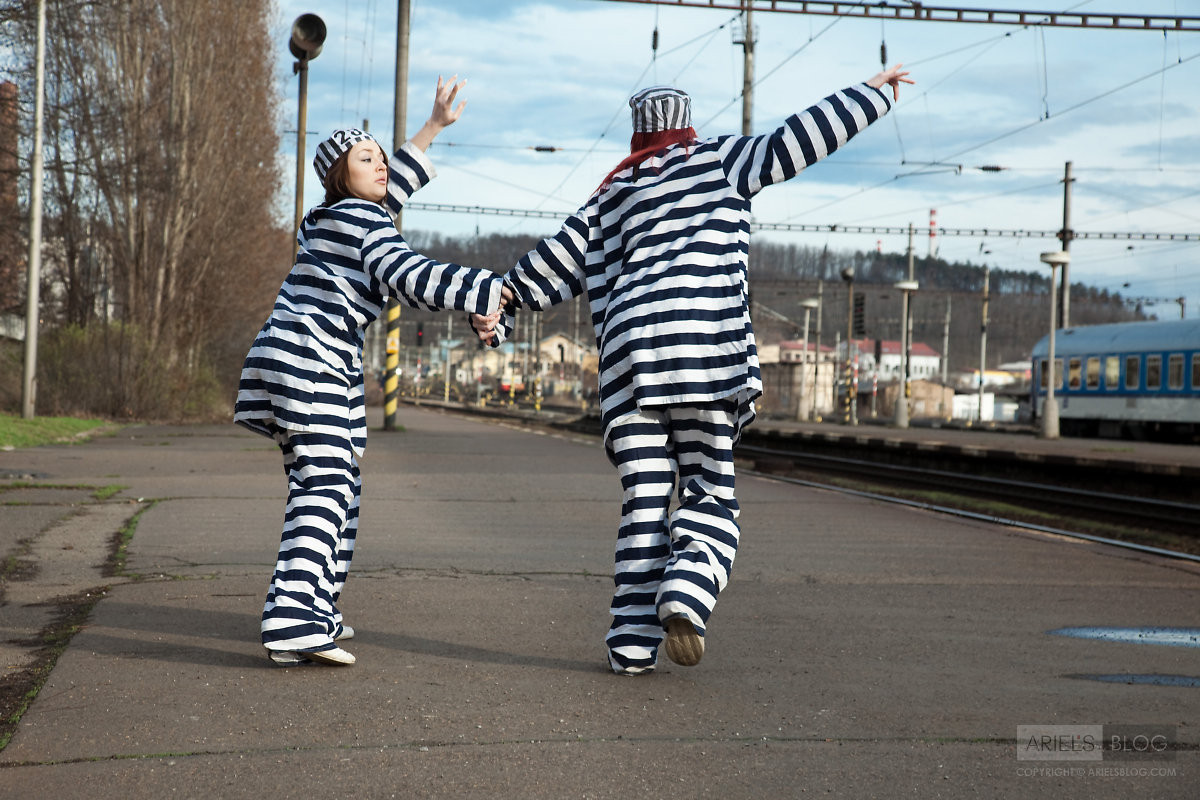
left=894, top=280, right=919, bottom=292
left=840, top=266, right=855, bottom=282
left=1039, top=250, right=1070, bottom=267
left=801, top=298, right=820, bottom=309
left=290, top=14, right=327, bottom=61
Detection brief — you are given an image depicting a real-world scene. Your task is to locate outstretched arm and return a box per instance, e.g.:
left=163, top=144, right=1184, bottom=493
left=719, top=64, right=914, bottom=197
left=469, top=208, right=592, bottom=347
left=386, top=76, right=467, bottom=214
left=358, top=207, right=503, bottom=316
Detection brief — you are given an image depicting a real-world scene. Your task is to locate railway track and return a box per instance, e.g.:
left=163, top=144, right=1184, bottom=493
left=737, top=441, right=1200, bottom=559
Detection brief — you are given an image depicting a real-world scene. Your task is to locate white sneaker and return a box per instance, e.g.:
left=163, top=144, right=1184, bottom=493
left=336, top=625, right=355, bottom=641
left=303, top=646, right=356, bottom=666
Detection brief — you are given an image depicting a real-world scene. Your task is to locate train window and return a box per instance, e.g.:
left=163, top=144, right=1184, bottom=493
left=1068, top=358, right=1082, bottom=390
left=1104, top=356, right=1119, bottom=391
left=1038, top=359, right=1062, bottom=390
left=1125, top=355, right=1139, bottom=390
left=1194, top=354, right=1200, bottom=390
left=1086, top=357, right=1100, bottom=389
left=1168, top=354, right=1184, bottom=390
left=1146, top=355, right=1162, bottom=391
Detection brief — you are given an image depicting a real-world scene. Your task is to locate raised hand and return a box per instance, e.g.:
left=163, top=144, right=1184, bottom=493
left=867, top=64, right=914, bottom=101
left=429, top=74, right=467, bottom=129
left=410, top=75, right=469, bottom=151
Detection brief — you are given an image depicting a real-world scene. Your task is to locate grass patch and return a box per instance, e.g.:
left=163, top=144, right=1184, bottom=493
left=92, top=485, right=126, bottom=502
left=108, top=500, right=154, bottom=578
left=0, top=413, right=112, bottom=449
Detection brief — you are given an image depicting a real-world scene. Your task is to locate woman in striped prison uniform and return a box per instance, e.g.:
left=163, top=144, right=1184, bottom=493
left=474, top=65, right=913, bottom=675
left=236, top=77, right=507, bottom=667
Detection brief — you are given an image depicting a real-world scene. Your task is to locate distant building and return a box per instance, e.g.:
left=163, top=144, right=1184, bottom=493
left=776, top=339, right=835, bottom=365
left=843, top=338, right=942, bottom=381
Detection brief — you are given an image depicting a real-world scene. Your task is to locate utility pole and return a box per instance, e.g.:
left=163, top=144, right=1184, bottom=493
left=383, top=0, right=411, bottom=431
left=978, top=266, right=989, bottom=424
left=443, top=314, right=452, bottom=403
left=812, top=279, right=823, bottom=421
left=20, top=0, right=46, bottom=419
left=841, top=267, right=856, bottom=426
left=1059, top=161, right=1073, bottom=329
left=739, top=3, right=754, bottom=135
left=940, top=295, right=950, bottom=417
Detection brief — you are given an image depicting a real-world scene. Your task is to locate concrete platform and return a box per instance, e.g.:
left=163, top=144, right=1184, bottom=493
left=752, top=414, right=1200, bottom=472
left=1, top=406, right=1197, bottom=797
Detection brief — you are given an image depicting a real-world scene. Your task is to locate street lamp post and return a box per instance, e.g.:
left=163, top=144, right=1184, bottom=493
left=798, top=298, right=819, bottom=422
left=840, top=267, right=857, bottom=425
left=20, top=0, right=46, bottom=419
left=289, top=14, right=326, bottom=254
left=893, top=280, right=919, bottom=428
left=1039, top=251, right=1070, bottom=439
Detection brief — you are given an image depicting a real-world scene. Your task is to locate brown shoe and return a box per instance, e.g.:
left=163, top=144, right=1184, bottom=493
left=664, top=617, right=704, bottom=667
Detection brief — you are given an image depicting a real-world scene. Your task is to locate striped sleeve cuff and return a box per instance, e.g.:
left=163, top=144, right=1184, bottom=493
left=386, top=141, right=437, bottom=213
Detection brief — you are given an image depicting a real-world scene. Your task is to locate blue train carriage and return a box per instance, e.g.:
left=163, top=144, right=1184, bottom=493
left=1030, top=319, right=1200, bottom=441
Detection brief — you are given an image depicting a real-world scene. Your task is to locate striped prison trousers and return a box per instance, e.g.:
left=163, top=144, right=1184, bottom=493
left=262, top=428, right=359, bottom=654
left=605, top=402, right=741, bottom=674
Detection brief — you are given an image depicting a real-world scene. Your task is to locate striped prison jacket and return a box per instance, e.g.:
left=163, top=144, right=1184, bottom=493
left=235, top=141, right=504, bottom=456
left=498, top=82, right=893, bottom=443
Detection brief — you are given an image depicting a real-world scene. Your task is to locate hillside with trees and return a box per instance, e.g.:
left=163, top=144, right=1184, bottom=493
left=404, top=231, right=1145, bottom=375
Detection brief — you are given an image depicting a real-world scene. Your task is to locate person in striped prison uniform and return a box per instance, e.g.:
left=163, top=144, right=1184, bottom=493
left=236, top=77, right=508, bottom=667
left=474, top=64, right=913, bottom=675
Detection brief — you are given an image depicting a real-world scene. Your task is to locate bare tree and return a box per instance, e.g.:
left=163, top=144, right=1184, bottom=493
left=0, top=0, right=286, bottom=417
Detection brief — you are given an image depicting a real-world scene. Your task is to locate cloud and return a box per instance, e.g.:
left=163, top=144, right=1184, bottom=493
left=273, top=0, right=1200, bottom=312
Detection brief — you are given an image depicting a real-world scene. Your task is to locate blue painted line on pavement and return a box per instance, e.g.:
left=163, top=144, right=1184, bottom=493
left=1049, top=626, right=1200, bottom=648
left=1067, top=673, right=1200, bottom=688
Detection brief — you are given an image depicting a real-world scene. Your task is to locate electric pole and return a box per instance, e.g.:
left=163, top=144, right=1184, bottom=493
left=979, top=266, right=989, bottom=424
left=740, top=4, right=754, bottom=135
left=383, top=0, right=411, bottom=431
left=940, top=295, right=950, bottom=417
left=1059, top=161, right=1073, bottom=329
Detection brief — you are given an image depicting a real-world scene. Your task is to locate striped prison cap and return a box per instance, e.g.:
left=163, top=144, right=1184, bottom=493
left=629, top=86, right=691, bottom=133
left=314, top=128, right=380, bottom=185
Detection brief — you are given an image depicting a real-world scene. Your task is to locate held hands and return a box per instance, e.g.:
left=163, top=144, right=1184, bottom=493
left=866, top=64, right=914, bottom=101
left=470, top=310, right=503, bottom=344
left=469, top=285, right=514, bottom=346
left=409, top=75, right=468, bottom=151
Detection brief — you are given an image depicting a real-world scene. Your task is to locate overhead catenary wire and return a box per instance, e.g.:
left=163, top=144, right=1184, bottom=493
left=403, top=201, right=1200, bottom=242
left=698, top=1, right=860, bottom=129
left=936, top=47, right=1200, bottom=163
left=523, top=11, right=746, bottom=216
left=776, top=46, right=1200, bottom=224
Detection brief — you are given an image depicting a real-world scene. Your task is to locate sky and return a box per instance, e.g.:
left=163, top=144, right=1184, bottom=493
left=271, top=0, right=1200, bottom=320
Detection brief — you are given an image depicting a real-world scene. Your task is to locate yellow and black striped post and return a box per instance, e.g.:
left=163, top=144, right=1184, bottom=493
left=383, top=298, right=401, bottom=430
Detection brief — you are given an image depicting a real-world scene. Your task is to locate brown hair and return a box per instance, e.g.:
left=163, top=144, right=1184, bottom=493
left=322, top=148, right=389, bottom=205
